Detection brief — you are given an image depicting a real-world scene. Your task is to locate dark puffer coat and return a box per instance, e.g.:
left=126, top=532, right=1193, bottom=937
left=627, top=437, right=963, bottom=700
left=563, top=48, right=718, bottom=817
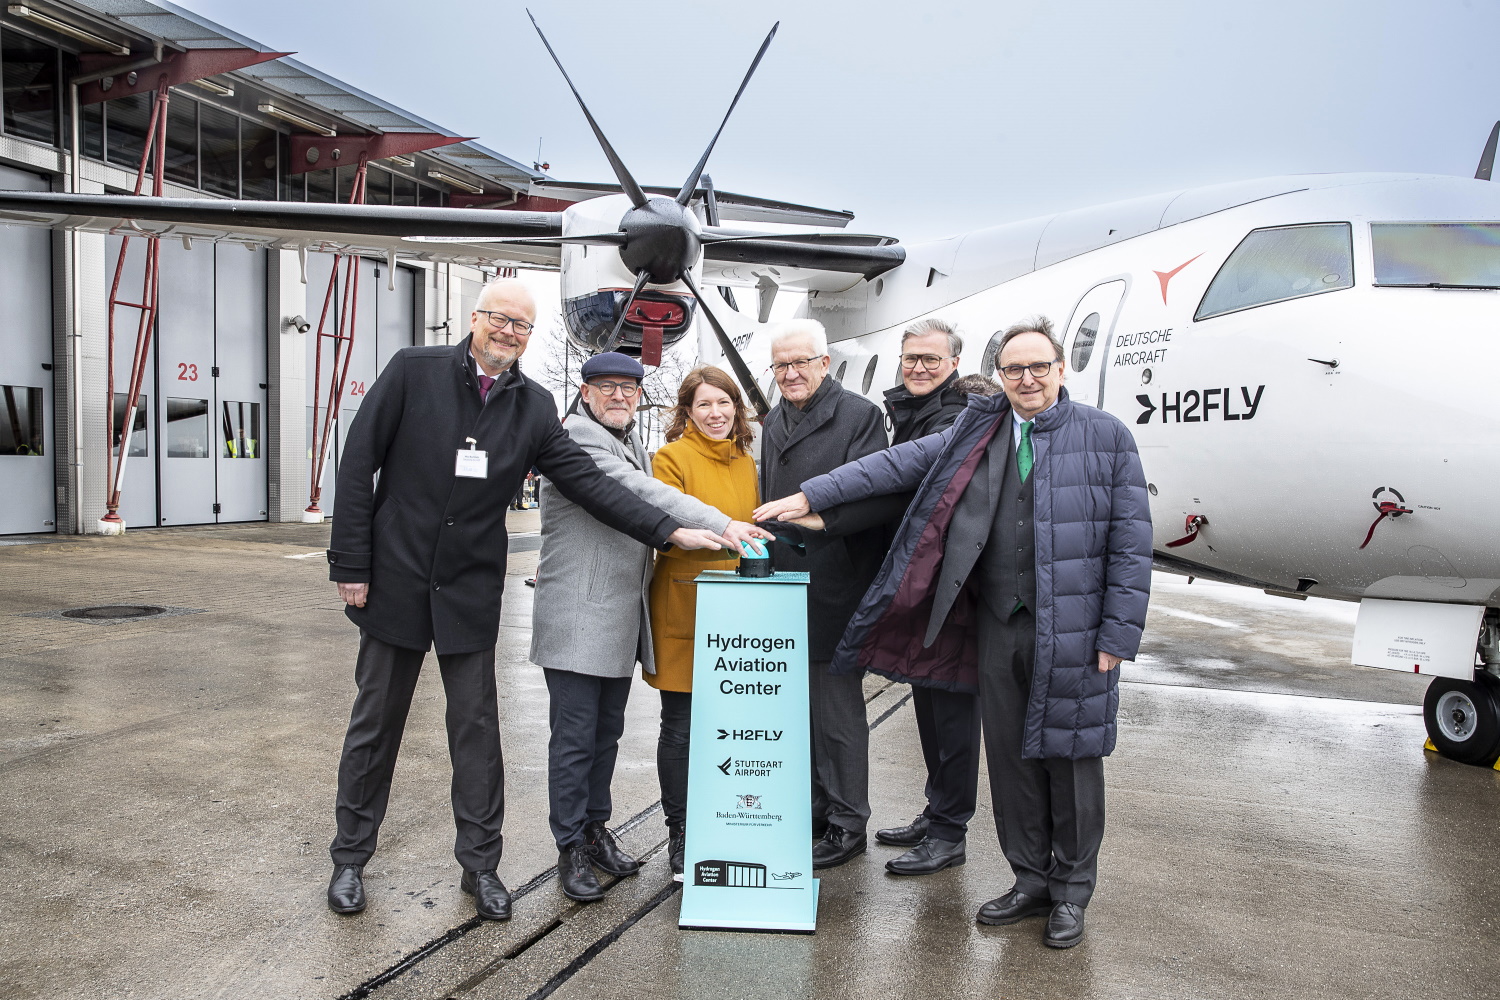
left=800, top=388, right=1152, bottom=759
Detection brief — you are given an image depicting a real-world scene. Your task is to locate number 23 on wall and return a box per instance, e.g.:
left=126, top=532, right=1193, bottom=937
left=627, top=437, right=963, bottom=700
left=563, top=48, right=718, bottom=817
left=176, top=362, right=199, bottom=381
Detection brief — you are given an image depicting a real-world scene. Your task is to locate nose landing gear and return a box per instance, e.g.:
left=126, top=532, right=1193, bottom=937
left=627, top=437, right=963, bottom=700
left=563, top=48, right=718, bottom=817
left=1422, top=612, right=1500, bottom=767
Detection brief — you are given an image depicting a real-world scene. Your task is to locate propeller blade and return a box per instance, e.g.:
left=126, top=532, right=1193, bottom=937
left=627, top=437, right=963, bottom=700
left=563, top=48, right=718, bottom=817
left=675, top=23, right=779, bottom=206
left=1478, top=121, right=1499, bottom=180
left=404, top=233, right=626, bottom=246
left=603, top=271, right=652, bottom=353
left=527, top=9, right=650, bottom=209
left=682, top=272, right=770, bottom=417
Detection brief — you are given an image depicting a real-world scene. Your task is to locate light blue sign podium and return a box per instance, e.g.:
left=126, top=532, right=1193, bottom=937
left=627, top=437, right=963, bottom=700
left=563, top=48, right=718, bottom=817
left=678, top=570, right=819, bottom=933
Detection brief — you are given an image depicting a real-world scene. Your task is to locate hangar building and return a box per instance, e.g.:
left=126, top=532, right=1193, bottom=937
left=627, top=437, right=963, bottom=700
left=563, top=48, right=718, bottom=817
left=0, top=0, right=542, bottom=535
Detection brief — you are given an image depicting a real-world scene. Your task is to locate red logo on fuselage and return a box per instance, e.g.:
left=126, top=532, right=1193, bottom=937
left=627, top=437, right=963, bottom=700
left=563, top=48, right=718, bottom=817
left=1153, top=254, right=1202, bottom=304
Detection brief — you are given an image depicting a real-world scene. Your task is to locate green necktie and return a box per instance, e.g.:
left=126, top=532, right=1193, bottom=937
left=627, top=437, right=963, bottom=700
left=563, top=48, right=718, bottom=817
left=1017, top=421, right=1034, bottom=483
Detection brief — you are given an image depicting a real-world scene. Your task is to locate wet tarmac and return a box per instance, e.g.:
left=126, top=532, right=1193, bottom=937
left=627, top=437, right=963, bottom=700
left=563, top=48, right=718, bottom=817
left=1, top=520, right=1496, bottom=1000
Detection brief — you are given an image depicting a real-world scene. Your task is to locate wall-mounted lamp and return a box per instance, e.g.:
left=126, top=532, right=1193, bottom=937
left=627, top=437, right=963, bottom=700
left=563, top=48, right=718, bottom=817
left=286, top=315, right=312, bottom=334
left=191, top=78, right=235, bottom=98
left=257, top=103, right=336, bottom=137
left=6, top=5, right=129, bottom=54
left=427, top=169, right=484, bottom=195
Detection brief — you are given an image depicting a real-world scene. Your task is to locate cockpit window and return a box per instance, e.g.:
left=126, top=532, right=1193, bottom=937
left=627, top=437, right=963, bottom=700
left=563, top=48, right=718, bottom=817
left=1195, top=223, right=1353, bottom=321
left=1371, top=223, right=1500, bottom=288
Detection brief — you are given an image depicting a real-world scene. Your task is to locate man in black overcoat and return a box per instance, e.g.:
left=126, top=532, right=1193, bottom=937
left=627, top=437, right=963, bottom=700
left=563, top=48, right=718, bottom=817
left=324, top=279, right=730, bottom=920
left=757, top=319, right=888, bottom=870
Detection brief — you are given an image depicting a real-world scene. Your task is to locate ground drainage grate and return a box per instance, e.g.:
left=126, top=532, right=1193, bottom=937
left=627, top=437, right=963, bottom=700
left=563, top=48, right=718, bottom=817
left=20, top=605, right=204, bottom=625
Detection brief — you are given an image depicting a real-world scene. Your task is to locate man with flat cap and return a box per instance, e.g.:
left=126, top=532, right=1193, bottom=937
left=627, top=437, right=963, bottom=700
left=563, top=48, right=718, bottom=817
left=530, top=352, right=770, bottom=902
left=324, top=280, right=731, bottom=921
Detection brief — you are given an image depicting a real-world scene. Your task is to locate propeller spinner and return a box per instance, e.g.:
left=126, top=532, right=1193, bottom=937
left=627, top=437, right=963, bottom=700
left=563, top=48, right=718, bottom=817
left=528, top=10, right=776, bottom=414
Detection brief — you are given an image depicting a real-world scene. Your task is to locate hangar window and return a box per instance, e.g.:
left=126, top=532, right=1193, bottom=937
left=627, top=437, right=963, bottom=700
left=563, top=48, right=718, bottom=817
left=1195, top=223, right=1353, bottom=320
left=1371, top=223, right=1500, bottom=288
left=366, top=166, right=393, bottom=206
left=221, top=401, right=261, bottom=459
left=199, top=104, right=240, bottom=198
left=104, top=92, right=151, bottom=170
left=0, top=385, right=43, bottom=455
left=166, top=397, right=210, bottom=458
left=164, top=98, right=198, bottom=188
left=111, top=393, right=148, bottom=458
left=861, top=355, right=879, bottom=394
left=1, top=32, right=58, bottom=145
left=241, top=120, right=278, bottom=200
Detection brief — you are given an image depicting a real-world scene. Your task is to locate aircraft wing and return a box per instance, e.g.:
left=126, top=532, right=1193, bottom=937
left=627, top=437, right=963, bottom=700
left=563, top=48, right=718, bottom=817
left=0, top=189, right=902, bottom=280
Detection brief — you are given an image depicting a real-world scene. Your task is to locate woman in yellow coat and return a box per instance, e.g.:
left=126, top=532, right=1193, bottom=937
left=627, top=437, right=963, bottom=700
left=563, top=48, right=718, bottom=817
left=648, top=365, right=763, bottom=876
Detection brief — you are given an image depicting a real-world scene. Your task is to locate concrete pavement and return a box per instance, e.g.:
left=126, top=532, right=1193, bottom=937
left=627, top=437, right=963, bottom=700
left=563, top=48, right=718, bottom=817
left=0, top=521, right=1495, bottom=999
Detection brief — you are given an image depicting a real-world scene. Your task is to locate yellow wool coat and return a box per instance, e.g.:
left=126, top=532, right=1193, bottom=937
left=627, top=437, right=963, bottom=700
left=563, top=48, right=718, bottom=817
left=646, top=425, right=761, bottom=692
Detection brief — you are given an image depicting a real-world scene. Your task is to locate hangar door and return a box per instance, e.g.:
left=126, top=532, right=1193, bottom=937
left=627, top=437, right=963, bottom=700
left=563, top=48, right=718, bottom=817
left=107, top=238, right=268, bottom=527
left=0, top=164, right=54, bottom=535
left=304, top=256, right=415, bottom=514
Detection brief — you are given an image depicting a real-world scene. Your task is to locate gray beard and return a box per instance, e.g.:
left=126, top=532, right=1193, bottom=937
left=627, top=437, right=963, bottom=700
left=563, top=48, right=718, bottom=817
left=476, top=340, right=512, bottom=371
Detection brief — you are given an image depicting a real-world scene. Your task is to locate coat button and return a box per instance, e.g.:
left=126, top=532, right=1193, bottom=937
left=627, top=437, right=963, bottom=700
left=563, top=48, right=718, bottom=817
left=433, top=583, right=441, bottom=591
left=1018, top=520, right=1025, bottom=527
left=445, top=517, right=455, bottom=526
left=975, top=542, right=982, bottom=550
left=954, top=580, right=961, bottom=587
left=780, top=457, right=788, bottom=466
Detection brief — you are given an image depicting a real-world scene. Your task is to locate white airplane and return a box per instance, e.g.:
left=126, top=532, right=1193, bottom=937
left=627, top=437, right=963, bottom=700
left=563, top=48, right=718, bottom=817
left=1, top=18, right=1497, bottom=770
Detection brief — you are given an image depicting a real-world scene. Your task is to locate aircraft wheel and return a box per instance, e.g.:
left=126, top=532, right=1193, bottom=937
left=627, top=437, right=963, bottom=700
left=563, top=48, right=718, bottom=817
left=1423, top=675, right=1500, bottom=766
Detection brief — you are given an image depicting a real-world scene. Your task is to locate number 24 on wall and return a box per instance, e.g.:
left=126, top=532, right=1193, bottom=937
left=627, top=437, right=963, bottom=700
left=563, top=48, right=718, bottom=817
left=348, top=380, right=366, bottom=396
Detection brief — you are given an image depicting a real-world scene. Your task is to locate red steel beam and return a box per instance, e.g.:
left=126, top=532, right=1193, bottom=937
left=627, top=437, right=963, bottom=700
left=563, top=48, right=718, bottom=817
left=78, top=49, right=293, bottom=105
left=289, top=132, right=475, bottom=174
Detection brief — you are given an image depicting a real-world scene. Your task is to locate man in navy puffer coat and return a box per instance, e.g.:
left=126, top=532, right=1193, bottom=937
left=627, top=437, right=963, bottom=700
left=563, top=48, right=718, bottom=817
left=755, top=317, right=1151, bottom=949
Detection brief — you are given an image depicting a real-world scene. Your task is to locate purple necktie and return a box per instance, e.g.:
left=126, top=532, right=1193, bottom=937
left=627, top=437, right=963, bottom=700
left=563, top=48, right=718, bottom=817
left=477, top=373, right=495, bottom=402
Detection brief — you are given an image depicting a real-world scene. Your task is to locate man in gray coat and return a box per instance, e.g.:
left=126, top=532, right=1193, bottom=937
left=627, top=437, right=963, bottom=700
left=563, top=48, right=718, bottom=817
left=758, top=319, right=888, bottom=870
left=529, top=352, right=769, bottom=902
left=757, top=318, right=1152, bottom=948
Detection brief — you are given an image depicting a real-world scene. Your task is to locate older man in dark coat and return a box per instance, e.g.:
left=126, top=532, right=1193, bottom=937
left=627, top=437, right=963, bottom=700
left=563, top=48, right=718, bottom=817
left=324, top=279, right=728, bottom=921
left=758, top=319, right=887, bottom=869
left=758, top=317, right=1152, bottom=948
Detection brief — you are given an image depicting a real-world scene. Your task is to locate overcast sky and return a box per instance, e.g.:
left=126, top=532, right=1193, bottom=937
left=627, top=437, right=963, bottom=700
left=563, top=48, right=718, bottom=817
left=174, top=0, right=1500, bottom=244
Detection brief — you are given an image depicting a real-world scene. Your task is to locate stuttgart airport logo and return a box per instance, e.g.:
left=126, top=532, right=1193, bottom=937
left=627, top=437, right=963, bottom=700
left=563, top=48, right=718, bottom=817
left=717, top=756, right=732, bottom=775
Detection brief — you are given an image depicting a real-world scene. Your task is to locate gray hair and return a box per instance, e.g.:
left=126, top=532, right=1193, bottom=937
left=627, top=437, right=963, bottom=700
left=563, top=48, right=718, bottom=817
left=996, top=315, right=1062, bottom=362
left=771, top=318, right=828, bottom=357
left=901, top=317, right=962, bottom=357
left=953, top=373, right=1003, bottom=397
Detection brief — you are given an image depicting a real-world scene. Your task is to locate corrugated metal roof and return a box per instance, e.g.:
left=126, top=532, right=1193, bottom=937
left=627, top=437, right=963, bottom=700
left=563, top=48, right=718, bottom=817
left=60, top=0, right=543, bottom=191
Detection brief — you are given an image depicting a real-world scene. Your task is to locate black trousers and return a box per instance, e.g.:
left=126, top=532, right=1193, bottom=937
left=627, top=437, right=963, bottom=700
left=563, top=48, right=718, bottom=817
left=658, top=690, right=692, bottom=829
left=977, top=607, right=1106, bottom=906
left=331, top=631, right=505, bottom=872
left=911, top=685, right=981, bottom=842
left=809, top=659, right=871, bottom=833
left=544, top=668, right=632, bottom=850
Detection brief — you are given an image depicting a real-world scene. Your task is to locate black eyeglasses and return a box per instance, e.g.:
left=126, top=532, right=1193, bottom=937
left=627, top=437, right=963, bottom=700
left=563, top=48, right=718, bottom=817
left=475, top=310, right=534, bottom=335
left=768, top=356, right=826, bottom=376
left=586, top=380, right=641, bottom=398
left=998, top=361, right=1058, bottom=381
left=900, top=354, right=955, bottom=371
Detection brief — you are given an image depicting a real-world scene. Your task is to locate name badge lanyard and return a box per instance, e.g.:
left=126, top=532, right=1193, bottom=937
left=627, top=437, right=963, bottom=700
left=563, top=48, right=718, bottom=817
left=455, top=436, right=489, bottom=479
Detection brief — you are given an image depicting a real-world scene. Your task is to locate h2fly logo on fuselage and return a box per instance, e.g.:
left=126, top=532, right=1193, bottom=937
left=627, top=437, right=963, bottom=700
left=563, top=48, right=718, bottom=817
left=1137, top=386, right=1265, bottom=425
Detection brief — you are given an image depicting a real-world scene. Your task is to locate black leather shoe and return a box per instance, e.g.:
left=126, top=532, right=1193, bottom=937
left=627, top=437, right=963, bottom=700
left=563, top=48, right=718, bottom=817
left=1044, top=901, right=1086, bottom=948
left=811, top=825, right=867, bottom=869
left=667, top=822, right=685, bottom=877
left=460, top=869, right=512, bottom=921
left=812, top=816, right=829, bottom=841
left=976, top=888, right=1052, bottom=925
left=884, top=836, right=965, bottom=875
left=558, top=846, right=606, bottom=902
left=583, top=820, right=640, bottom=878
left=327, top=864, right=365, bottom=914
left=875, top=813, right=930, bottom=847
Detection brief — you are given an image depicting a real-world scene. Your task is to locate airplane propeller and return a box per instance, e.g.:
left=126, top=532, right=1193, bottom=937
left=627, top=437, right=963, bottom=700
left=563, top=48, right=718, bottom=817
left=527, top=10, right=779, bottom=414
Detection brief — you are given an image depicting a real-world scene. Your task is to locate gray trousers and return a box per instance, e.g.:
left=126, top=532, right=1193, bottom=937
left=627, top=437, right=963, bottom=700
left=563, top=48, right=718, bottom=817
left=331, top=631, right=505, bottom=872
left=977, top=607, right=1105, bottom=906
left=544, top=668, right=631, bottom=850
left=809, top=659, right=870, bottom=833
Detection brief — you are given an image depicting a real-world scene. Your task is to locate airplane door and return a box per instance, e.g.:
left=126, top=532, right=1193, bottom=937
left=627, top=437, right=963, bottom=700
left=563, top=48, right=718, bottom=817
left=1060, top=280, right=1127, bottom=407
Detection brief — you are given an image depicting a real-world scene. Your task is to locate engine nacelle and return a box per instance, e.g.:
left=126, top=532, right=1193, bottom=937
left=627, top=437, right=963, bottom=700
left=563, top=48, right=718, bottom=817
left=560, top=195, right=699, bottom=364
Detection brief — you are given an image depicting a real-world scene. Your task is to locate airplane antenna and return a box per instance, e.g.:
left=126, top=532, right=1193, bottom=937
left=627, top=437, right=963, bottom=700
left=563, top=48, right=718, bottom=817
left=1477, top=121, right=1499, bottom=180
